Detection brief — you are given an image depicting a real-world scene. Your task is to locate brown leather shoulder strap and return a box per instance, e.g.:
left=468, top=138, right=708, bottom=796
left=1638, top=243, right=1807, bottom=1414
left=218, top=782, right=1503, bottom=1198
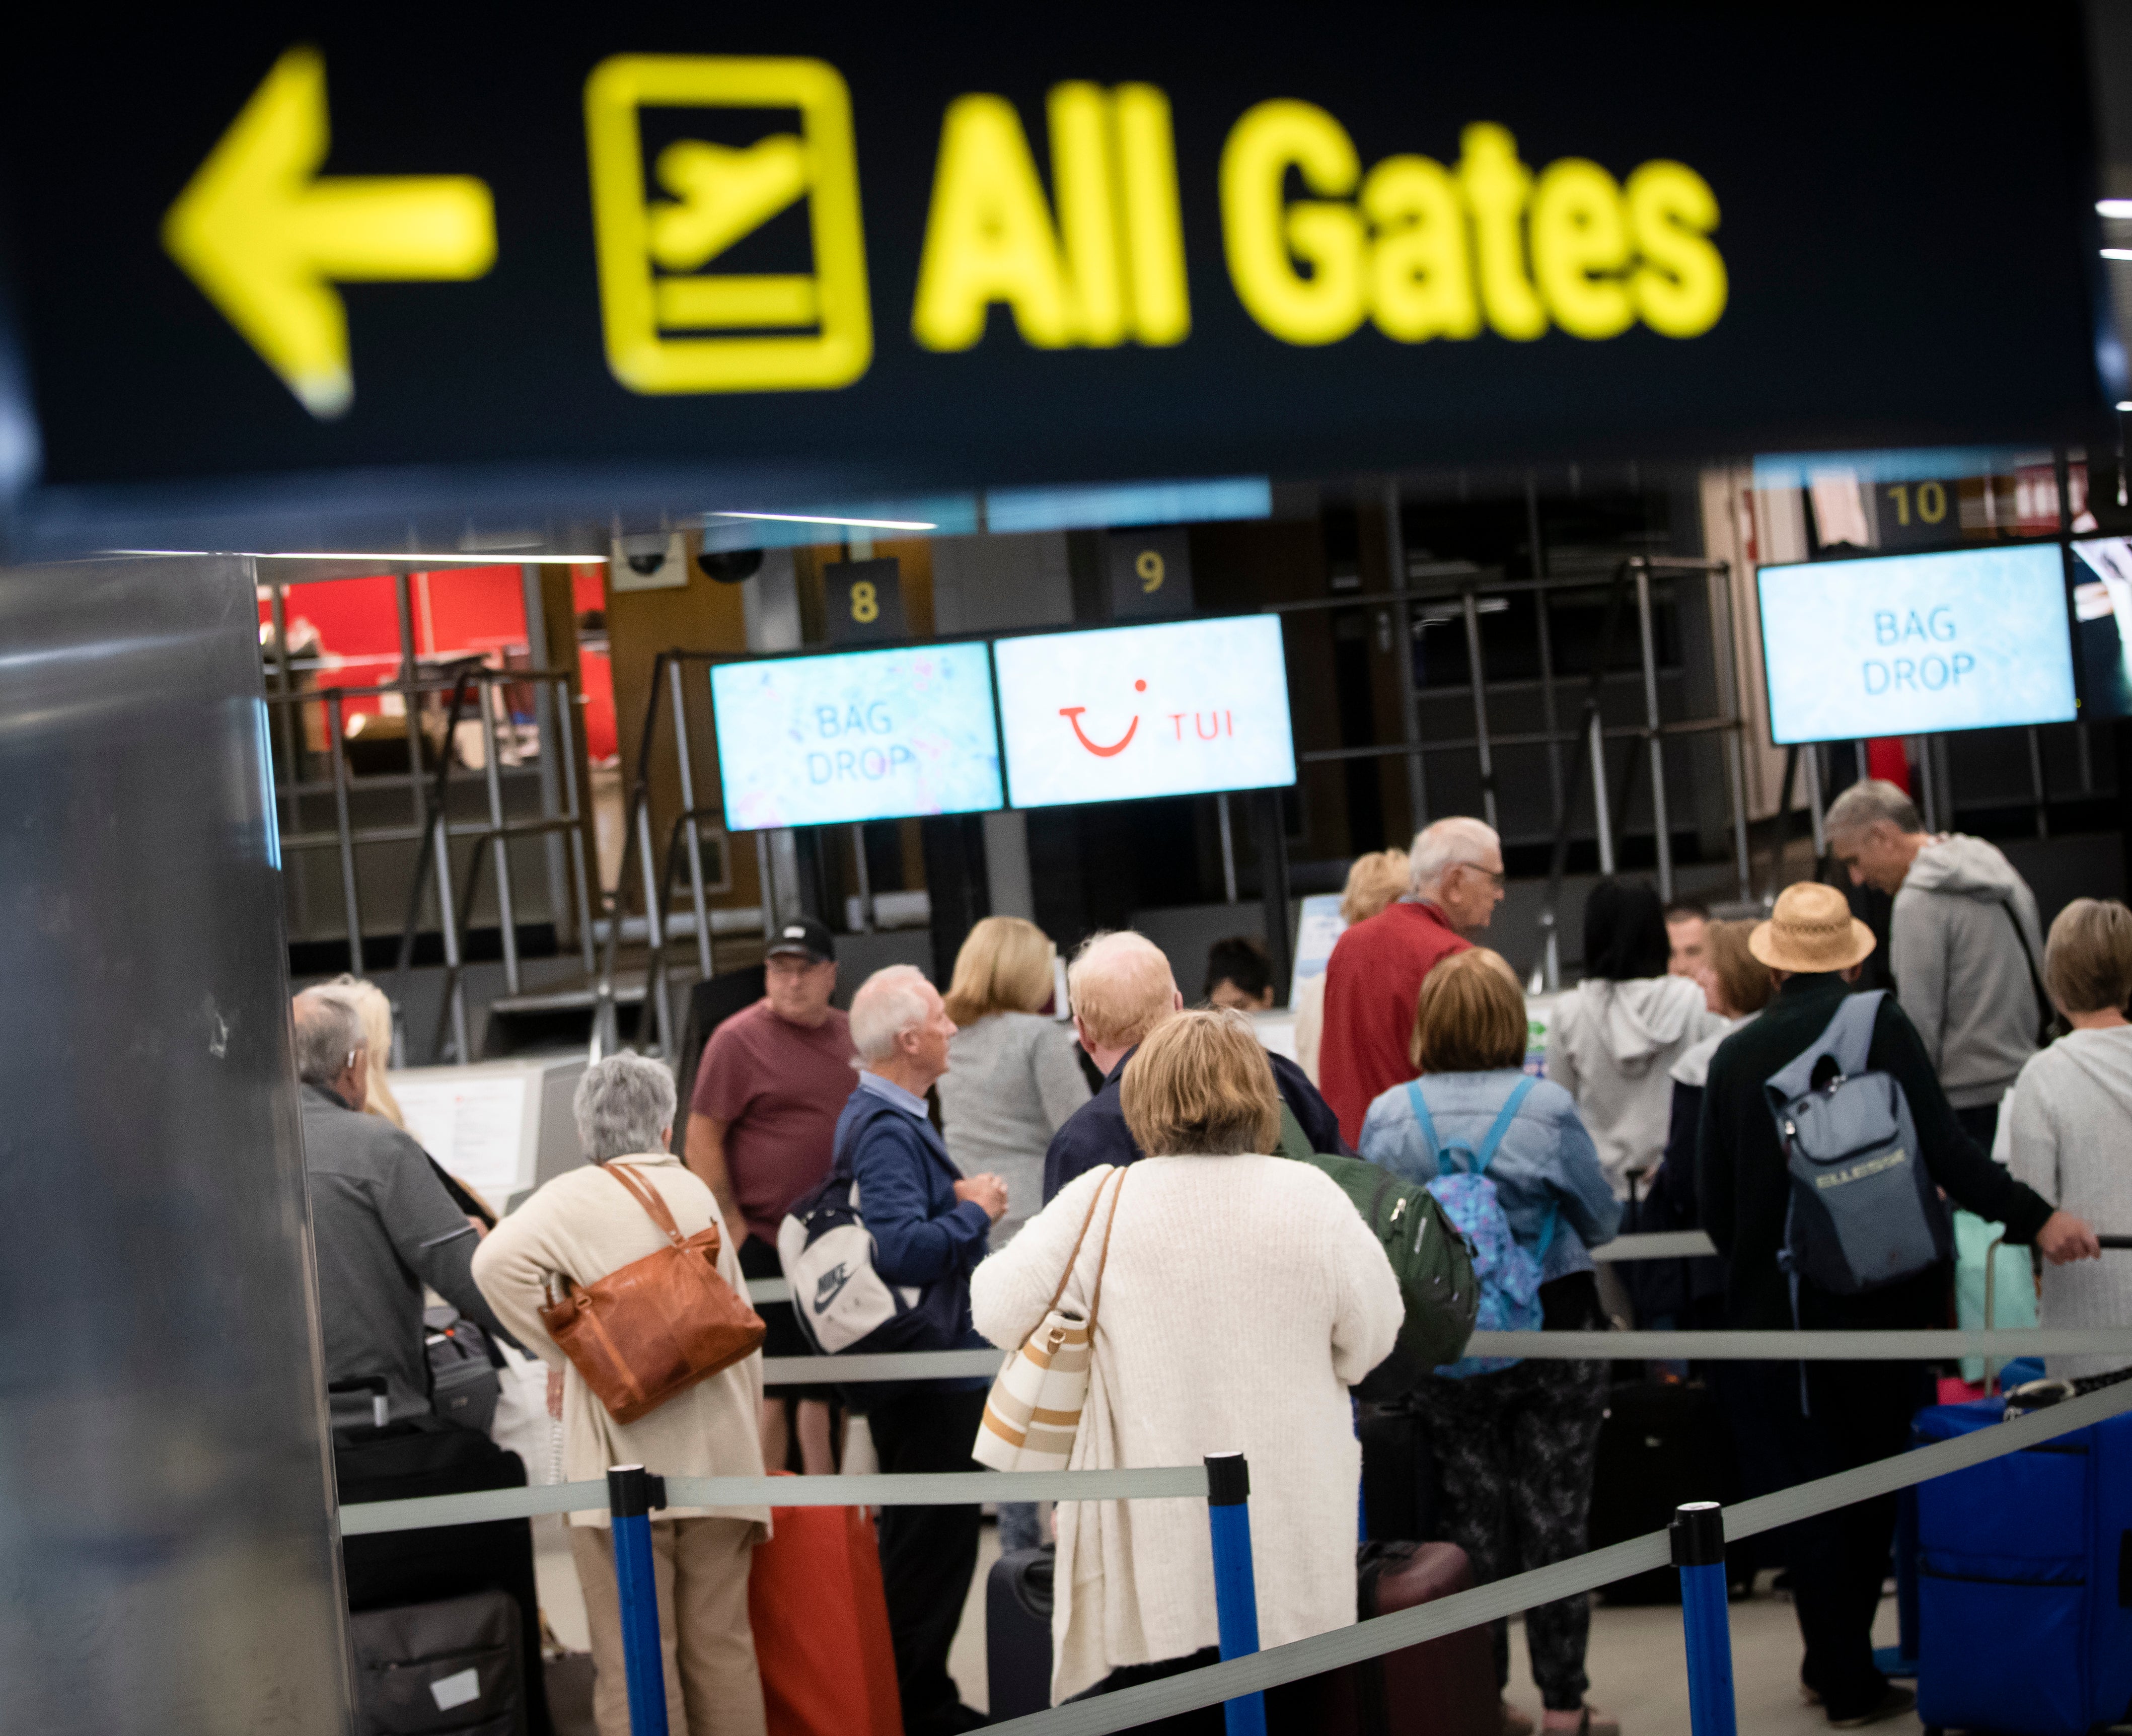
left=604, top=1161, right=687, bottom=1248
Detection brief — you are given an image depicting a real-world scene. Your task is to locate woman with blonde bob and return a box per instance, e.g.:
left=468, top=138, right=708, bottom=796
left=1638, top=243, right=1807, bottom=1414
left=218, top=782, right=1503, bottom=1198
left=935, top=916, right=1091, bottom=1246
left=1358, top=949, right=1621, bottom=1736
left=2006, top=897, right=2132, bottom=1379
left=971, top=1010, right=1402, bottom=1717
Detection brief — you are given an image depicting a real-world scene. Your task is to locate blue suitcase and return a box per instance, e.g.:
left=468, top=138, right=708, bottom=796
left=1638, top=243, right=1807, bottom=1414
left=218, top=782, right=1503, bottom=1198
left=1914, top=1396, right=2132, bottom=1736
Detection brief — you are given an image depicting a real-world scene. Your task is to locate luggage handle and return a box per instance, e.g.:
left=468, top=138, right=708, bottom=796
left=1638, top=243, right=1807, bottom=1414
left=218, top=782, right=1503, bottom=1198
left=1984, top=1231, right=2006, bottom=1395
left=1982, top=1232, right=2132, bottom=1392
left=328, top=1375, right=390, bottom=1428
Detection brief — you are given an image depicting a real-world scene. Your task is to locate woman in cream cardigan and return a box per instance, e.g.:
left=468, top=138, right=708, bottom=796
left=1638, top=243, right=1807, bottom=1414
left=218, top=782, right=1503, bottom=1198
left=474, top=1054, right=770, bottom=1736
left=971, top=1010, right=1404, bottom=1713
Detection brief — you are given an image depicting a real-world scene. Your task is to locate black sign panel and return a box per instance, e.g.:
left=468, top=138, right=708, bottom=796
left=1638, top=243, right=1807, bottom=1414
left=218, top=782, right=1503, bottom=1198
left=0, top=8, right=2112, bottom=545
left=822, top=557, right=905, bottom=642
left=1106, top=527, right=1193, bottom=618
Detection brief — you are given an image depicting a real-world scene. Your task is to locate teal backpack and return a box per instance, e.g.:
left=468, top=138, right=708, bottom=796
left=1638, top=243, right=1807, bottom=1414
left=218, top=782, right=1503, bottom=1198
left=1404, top=1076, right=1553, bottom=1379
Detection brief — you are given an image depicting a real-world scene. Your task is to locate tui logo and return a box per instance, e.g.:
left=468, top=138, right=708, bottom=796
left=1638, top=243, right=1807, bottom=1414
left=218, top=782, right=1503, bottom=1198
left=1060, top=679, right=1145, bottom=756
left=1060, top=676, right=1240, bottom=757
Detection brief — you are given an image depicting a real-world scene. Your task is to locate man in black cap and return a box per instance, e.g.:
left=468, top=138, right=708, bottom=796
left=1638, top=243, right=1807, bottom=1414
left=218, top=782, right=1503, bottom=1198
left=685, top=915, right=855, bottom=1474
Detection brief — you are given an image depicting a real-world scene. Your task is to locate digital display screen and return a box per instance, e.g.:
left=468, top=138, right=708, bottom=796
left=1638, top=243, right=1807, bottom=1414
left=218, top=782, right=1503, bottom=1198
left=992, top=616, right=1296, bottom=809
left=1756, top=545, right=2077, bottom=745
left=709, top=642, right=1003, bottom=831
left=2071, top=537, right=2132, bottom=721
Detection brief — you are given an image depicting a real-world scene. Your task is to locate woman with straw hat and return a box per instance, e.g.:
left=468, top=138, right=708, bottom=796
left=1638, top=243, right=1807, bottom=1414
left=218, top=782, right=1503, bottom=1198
left=1694, top=880, right=2097, bottom=1729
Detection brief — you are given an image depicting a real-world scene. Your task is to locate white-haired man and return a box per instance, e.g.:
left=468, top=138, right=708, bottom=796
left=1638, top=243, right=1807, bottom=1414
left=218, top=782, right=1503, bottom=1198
left=835, top=965, right=1004, bottom=1736
left=1320, top=817, right=1505, bottom=1144
left=292, top=985, right=508, bottom=1427
left=1042, top=929, right=1347, bottom=1201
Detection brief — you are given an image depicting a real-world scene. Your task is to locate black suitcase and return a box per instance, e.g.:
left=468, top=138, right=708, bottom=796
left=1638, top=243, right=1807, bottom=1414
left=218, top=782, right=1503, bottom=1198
left=1587, top=1379, right=1744, bottom=1603
left=1358, top=1397, right=1438, bottom=1545
left=986, top=1545, right=1055, bottom=1720
left=335, top=1411, right=554, bottom=1736
left=350, top=1589, right=527, bottom=1735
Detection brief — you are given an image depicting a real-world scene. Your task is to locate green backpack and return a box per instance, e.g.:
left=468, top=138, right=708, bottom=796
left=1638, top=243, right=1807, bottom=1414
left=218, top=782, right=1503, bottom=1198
left=1276, top=1104, right=1480, bottom=1398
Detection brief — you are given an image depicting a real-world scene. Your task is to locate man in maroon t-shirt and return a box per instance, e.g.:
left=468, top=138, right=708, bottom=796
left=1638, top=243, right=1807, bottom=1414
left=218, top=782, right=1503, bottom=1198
left=686, top=916, right=855, bottom=1474
left=1319, top=817, right=1506, bottom=1146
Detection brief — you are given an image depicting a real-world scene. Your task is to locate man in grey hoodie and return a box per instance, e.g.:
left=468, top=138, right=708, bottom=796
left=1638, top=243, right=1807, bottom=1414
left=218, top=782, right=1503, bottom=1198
left=1825, top=779, right=2047, bottom=1148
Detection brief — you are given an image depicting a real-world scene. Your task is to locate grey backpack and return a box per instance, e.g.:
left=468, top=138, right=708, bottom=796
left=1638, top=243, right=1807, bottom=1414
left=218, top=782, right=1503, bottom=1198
left=1764, top=990, right=1952, bottom=1301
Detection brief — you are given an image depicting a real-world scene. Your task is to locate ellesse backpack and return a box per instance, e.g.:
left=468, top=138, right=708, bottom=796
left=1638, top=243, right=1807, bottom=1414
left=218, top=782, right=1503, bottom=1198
left=1765, top=990, right=1952, bottom=1301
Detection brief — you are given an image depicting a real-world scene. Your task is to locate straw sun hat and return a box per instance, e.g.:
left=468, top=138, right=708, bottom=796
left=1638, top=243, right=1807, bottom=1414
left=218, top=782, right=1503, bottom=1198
left=1748, top=881, right=1877, bottom=974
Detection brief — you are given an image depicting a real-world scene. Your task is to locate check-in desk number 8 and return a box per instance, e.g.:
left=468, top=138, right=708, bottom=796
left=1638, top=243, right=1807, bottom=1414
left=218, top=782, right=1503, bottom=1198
left=585, top=55, right=873, bottom=393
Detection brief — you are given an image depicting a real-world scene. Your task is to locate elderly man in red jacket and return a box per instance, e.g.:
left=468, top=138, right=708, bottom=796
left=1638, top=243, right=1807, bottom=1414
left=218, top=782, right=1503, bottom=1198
left=1319, top=817, right=1506, bottom=1145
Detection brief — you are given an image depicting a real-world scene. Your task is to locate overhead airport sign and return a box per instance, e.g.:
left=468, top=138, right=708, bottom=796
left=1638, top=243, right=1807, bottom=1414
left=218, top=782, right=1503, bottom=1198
left=0, top=10, right=2111, bottom=541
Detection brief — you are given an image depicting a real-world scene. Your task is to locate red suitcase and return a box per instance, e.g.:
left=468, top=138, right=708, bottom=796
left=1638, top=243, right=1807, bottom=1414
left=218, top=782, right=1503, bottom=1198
left=747, top=1478, right=904, bottom=1736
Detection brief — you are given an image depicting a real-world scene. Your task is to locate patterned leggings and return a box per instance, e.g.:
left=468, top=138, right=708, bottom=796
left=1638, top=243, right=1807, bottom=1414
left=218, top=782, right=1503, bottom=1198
left=1411, top=1358, right=1610, bottom=1711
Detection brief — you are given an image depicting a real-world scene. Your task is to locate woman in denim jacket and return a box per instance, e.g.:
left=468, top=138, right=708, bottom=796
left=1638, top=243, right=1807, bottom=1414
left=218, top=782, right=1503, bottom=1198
left=1358, top=948, right=1621, bottom=1736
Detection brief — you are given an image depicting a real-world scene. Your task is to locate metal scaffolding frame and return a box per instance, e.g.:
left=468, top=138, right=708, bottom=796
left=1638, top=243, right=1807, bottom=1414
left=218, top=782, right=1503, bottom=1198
left=263, top=659, right=596, bottom=1064
left=1267, top=554, right=1753, bottom=986
left=591, top=648, right=743, bottom=1061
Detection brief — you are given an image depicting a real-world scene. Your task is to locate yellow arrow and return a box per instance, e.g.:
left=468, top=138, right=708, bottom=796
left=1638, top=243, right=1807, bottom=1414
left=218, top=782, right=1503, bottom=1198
left=163, top=47, right=495, bottom=418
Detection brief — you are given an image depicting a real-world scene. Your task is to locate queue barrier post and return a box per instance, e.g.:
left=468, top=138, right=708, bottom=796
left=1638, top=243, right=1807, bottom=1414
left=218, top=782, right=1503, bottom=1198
left=608, top=1464, right=671, bottom=1736
left=1671, top=1502, right=1737, bottom=1736
left=1204, top=1453, right=1268, bottom=1736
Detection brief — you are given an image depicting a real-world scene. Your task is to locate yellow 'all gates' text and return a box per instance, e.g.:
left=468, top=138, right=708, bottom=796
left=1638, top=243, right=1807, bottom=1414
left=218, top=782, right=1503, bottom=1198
left=1221, top=105, right=1726, bottom=346
left=909, top=85, right=1727, bottom=353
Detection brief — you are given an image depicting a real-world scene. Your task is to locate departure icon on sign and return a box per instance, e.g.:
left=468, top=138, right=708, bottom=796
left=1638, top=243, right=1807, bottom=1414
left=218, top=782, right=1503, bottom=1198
left=585, top=54, right=873, bottom=394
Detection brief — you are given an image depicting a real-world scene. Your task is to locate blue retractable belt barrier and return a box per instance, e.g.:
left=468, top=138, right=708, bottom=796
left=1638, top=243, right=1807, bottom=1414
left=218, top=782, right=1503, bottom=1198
left=608, top=1465, right=671, bottom=1736
left=1671, top=1503, right=1737, bottom=1736
left=1204, top=1454, right=1267, bottom=1736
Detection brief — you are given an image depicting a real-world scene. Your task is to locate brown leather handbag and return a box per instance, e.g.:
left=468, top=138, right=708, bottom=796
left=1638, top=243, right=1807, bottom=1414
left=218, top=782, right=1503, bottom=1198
left=538, top=1162, right=766, bottom=1425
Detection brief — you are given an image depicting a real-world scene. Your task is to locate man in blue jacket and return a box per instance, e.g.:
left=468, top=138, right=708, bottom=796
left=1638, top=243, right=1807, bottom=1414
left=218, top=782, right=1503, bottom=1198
left=837, top=965, right=1006, bottom=1736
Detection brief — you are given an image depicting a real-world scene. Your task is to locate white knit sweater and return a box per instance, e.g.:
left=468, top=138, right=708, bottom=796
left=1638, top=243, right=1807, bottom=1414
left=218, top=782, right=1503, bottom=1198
left=970, top=1156, right=1403, bottom=1704
left=2005, top=1027, right=2132, bottom=1379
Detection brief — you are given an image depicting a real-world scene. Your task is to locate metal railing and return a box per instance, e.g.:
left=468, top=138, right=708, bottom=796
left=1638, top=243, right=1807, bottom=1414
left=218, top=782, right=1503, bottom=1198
left=335, top=1332, right=2132, bottom=1736
left=263, top=660, right=596, bottom=1063
left=591, top=649, right=744, bottom=1060
left=1270, top=555, right=1752, bottom=988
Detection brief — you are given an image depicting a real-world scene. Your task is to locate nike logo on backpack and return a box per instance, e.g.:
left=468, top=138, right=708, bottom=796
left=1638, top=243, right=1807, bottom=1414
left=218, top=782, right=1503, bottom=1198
left=814, top=1263, right=853, bottom=1312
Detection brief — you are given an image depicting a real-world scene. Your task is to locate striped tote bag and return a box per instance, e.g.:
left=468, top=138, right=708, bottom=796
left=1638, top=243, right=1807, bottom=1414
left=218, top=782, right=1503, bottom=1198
left=972, top=1165, right=1128, bottom=1473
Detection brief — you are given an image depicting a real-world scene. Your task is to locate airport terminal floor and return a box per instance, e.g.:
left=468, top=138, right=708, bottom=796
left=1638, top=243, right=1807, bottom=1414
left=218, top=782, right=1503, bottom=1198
left=8, top=8, right=2132, bottom=1736
left=520, top=1513, right=1933, bottom=1733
